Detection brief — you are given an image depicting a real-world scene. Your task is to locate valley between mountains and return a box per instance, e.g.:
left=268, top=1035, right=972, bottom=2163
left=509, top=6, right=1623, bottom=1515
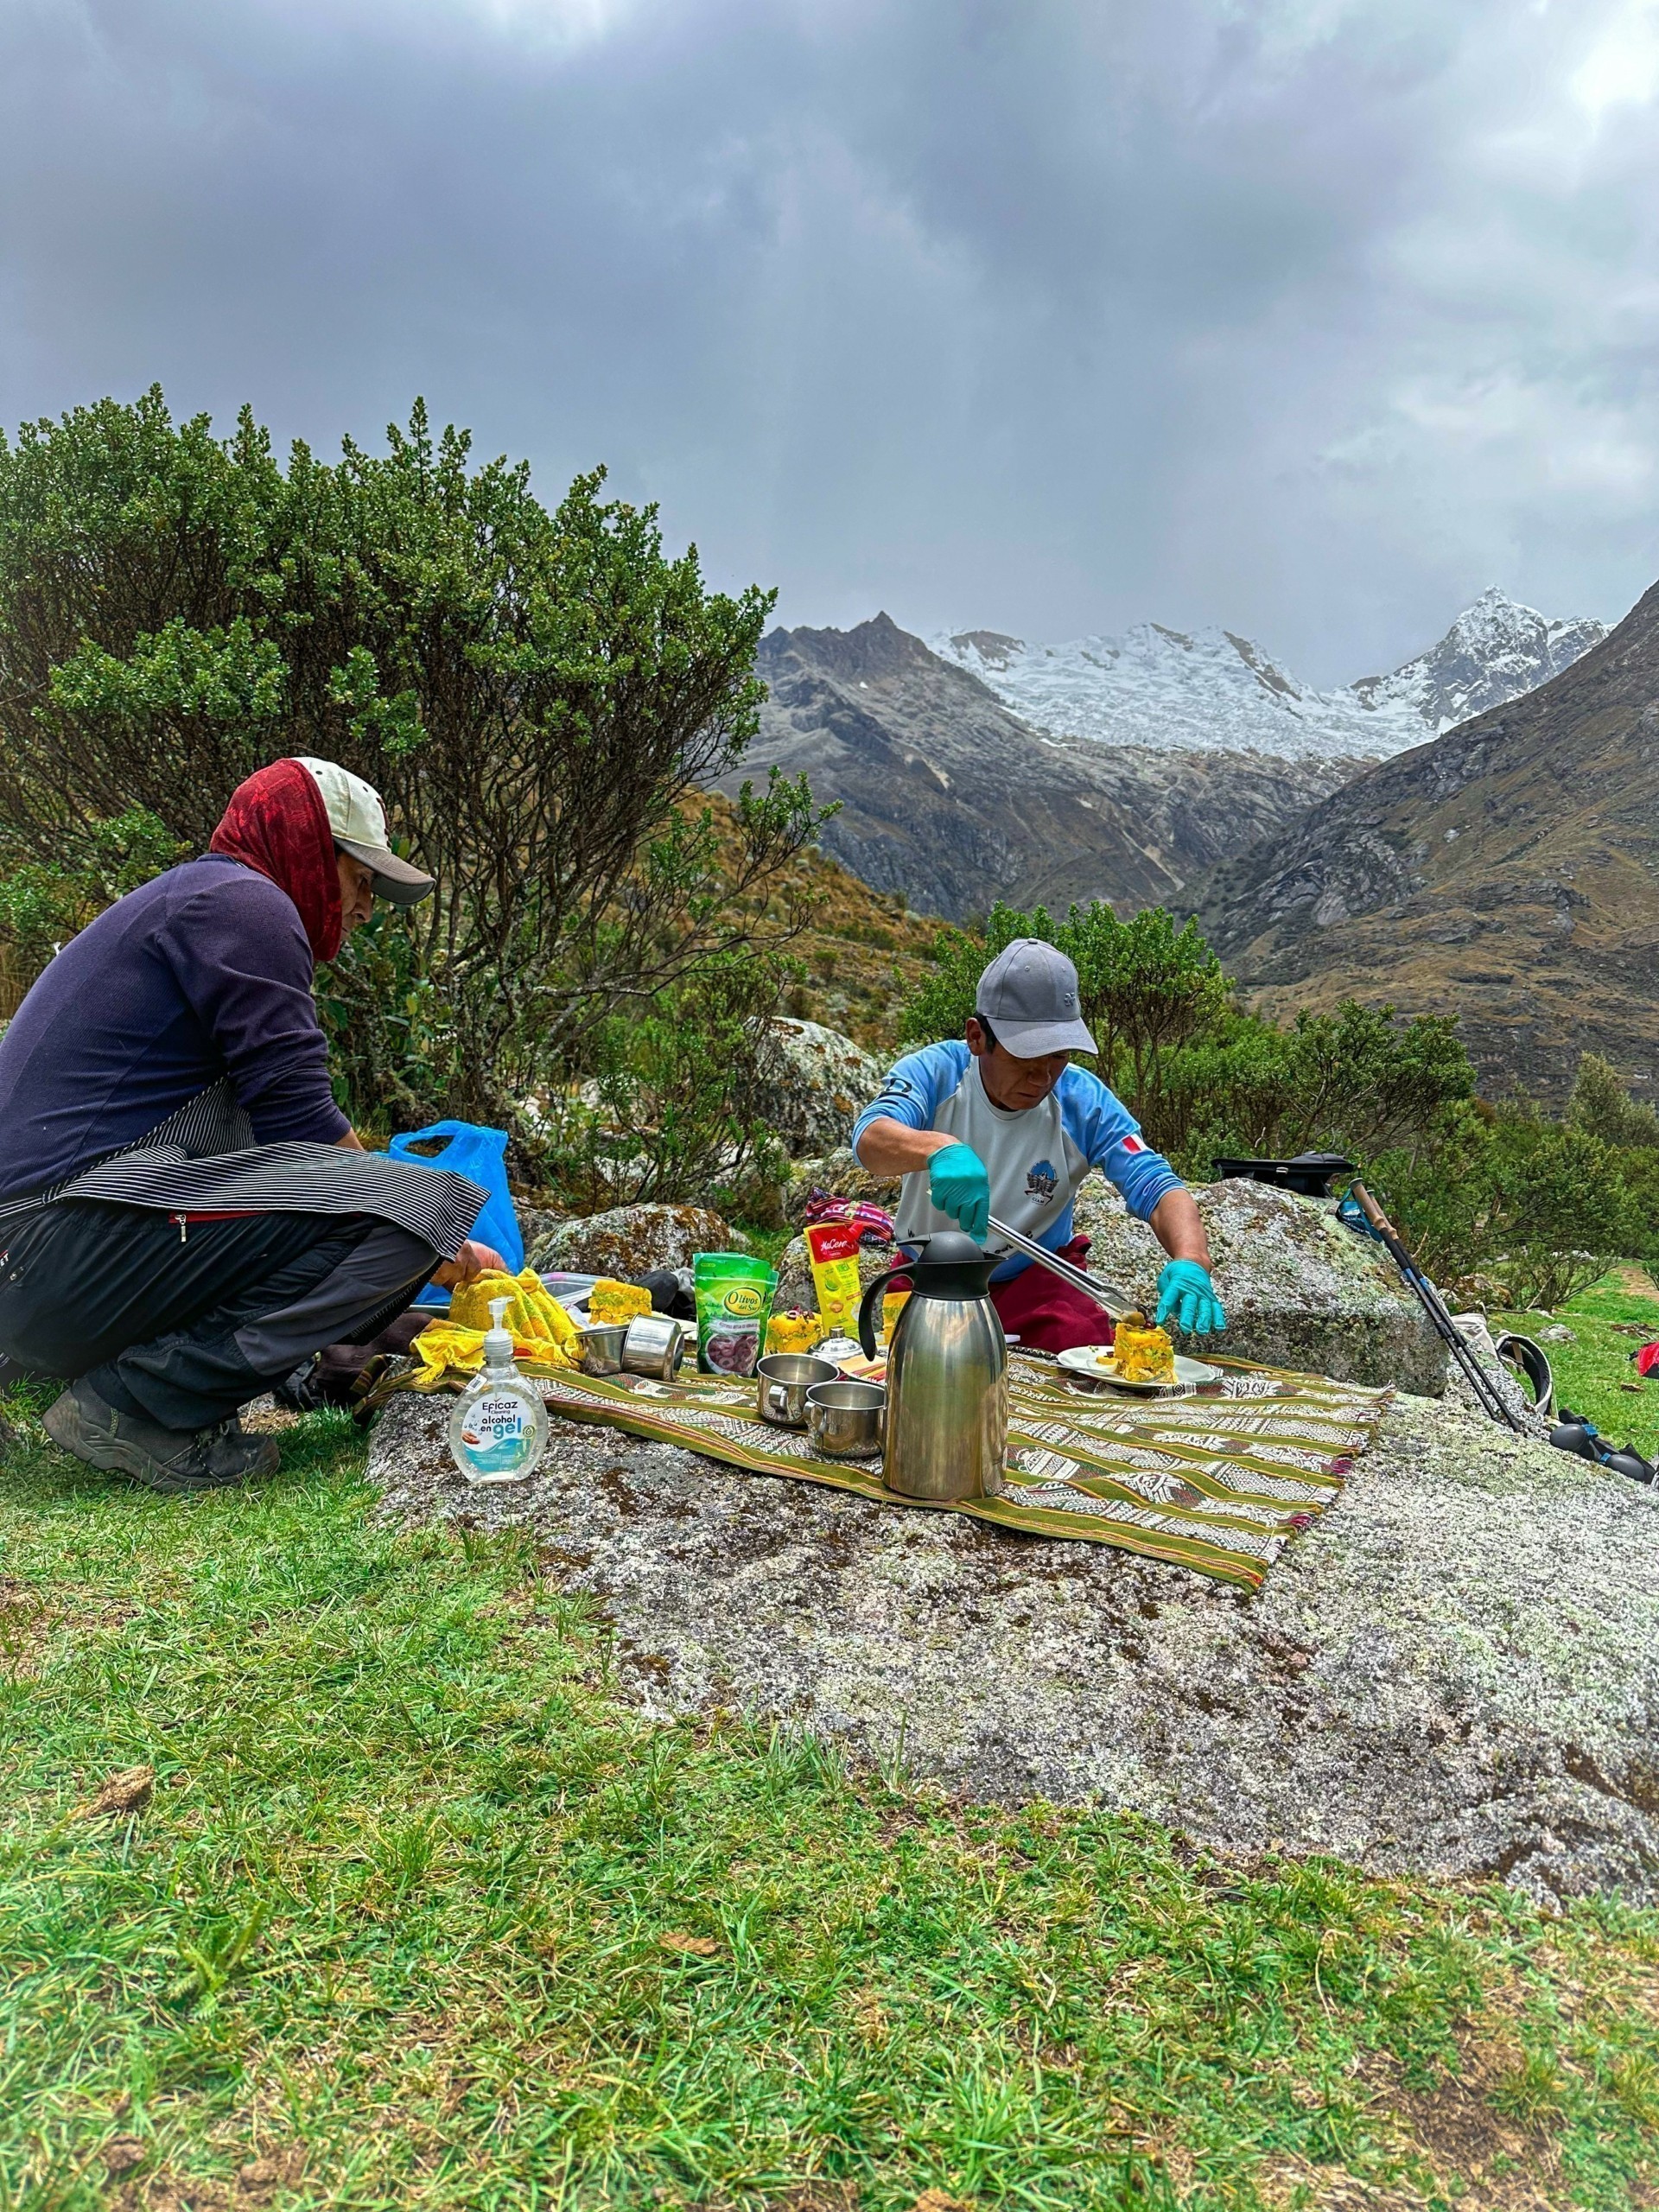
left=731, top=585, right=1643, bottom=1101
left=724, top=613, right=1357, bottom=923
left=1195, top=581, right=1659, bottom=1103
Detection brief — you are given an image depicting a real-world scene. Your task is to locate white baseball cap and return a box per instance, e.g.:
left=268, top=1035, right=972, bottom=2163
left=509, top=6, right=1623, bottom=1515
left=295, top=757, right=435, bottom=906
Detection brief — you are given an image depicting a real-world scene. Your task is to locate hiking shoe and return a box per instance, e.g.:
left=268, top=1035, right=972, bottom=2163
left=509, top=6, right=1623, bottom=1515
left=43, top=1381, right=280, bottom=1493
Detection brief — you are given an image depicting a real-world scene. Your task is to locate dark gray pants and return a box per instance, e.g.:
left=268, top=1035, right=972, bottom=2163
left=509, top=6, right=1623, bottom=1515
left=0, top=1201, right=439, bottom=1430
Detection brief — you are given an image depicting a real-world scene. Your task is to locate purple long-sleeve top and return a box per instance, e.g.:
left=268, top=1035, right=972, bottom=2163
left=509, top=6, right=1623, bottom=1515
left=0, top=855, right=350, bottom=1204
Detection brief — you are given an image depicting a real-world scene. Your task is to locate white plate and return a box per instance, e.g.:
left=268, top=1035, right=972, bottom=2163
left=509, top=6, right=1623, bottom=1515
left=1055, top=1345, right=1222, bottom=1391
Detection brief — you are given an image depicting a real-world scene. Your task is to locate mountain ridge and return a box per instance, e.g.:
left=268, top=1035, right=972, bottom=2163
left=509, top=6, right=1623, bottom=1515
left=1187, top=582, right=1659, bottom=1101
left=933, top=588, right=1607, bottom=766
left=723, top=613, right=1357, bottom=923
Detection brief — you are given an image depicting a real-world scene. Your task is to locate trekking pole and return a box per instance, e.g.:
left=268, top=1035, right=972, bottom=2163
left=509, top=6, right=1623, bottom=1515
left=1344, top=1183, right=1526, bottom=1433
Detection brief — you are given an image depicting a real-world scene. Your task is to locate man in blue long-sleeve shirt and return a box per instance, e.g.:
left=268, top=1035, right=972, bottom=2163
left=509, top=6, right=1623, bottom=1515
left=853, top=938, right=1225, bottom=1352
left=0, top=857, right=355, bottom=1202
left=0, top=757, right=499, bottom=1492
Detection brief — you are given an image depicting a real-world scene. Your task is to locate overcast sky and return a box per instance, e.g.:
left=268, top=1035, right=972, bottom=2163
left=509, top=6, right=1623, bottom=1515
left=2, top=0, right=1656, bottom=683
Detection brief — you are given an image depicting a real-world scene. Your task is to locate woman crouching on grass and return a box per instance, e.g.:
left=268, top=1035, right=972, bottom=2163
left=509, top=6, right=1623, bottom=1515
left=0, top=757, right=503, bottom=1493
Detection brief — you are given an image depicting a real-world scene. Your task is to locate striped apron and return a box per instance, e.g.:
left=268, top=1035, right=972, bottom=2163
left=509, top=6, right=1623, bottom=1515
left=0, top=1081, right=488, bottom=1256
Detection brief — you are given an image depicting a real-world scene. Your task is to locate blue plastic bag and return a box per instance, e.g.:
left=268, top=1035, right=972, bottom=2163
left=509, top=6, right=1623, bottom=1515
left=386, top=1122, right=524, bottom=1306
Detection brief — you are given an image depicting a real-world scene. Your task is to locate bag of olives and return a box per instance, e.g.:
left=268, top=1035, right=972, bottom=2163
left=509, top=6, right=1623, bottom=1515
left=691, top=1252, right=778, bottom=1377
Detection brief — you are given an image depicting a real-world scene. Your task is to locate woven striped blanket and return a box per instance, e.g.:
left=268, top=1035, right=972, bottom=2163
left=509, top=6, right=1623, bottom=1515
left=442, top=1353, right=1390, bottom=1590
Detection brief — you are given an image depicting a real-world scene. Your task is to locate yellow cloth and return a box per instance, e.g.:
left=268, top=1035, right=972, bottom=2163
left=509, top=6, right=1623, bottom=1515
left=410, top=1322, right=491, bottom=1384
left=415, top=1267, right=578, bottom=1382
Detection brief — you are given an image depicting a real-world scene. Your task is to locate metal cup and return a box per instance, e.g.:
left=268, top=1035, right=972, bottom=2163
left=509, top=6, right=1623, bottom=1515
left=621, top=1313, right=688, bottom=1381
left=804, top=1378, right=887, bottom=1460
left=574, top=1322, right=627, bottom=1376
left=757, top=1353, right=838, bottom=1428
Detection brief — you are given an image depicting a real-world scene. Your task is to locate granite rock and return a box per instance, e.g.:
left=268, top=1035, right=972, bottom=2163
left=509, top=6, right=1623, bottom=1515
left=370, top=1385, right=1659, bottom=1904
left=757, top=1020, right=887, bottom=1160
left=513, top=1205, right=567, bottom=1259
left=526, top=1204, right=747, bottom=1278
left=1073, top=1177, right=1446, bottom=1393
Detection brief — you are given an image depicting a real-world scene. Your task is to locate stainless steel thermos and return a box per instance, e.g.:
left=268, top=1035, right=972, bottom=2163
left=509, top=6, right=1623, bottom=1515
left=857, top=1231, right=1007, bottom=1501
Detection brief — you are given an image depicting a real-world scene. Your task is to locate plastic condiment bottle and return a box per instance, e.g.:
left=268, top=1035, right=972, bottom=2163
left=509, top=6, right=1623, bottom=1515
left=448, top=1296, right=550, bottom=1485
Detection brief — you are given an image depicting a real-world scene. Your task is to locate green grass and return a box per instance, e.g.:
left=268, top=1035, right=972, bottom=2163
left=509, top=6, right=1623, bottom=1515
left=1494, top=1267, right=1659, bottom=1459
left=732, top=1222, right=797, bottom=1275
left=2, top=1398, right=1657, bottom=2209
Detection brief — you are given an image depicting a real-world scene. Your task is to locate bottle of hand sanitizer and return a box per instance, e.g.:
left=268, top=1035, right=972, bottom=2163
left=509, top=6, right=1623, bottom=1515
left=448, top=1296, right=550, bottom=1485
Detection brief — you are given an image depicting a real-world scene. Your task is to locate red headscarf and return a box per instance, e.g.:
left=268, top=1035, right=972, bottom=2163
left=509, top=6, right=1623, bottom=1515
left=209, top=758, right=343, bottom=964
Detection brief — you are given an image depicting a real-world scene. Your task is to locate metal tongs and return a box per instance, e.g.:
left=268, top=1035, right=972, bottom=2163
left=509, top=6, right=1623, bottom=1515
left=984, top=1213, right=1136, bottom=1319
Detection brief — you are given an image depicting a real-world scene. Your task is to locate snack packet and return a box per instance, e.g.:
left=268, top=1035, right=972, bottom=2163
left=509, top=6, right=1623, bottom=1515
left=692, top=1252, right=778, bottom=1376
left=804, top=1220, right=864, bottom=1343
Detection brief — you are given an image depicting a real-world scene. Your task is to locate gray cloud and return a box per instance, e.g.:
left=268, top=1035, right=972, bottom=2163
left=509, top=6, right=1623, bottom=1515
left=1, top=0, right=1656, bottom=682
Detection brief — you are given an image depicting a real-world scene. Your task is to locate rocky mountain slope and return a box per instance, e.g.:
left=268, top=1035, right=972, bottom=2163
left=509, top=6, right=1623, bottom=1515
left=935, top=589, right=1606, bottom=765
left=723, top=614, right=1355, bottom=923
left=697, top=790, right=938, bottom=1050
left=1191, top=582, right=1659, bottom=1101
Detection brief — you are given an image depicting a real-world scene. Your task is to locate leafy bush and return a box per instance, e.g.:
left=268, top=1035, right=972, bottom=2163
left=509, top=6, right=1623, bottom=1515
left=1567, top=1052, right=1659, bottom=1149
left=0, top=808, right=187, bottom=977
left=0, top=389, right=825, bottom=1149
left=531, top=953, right=790, bottom=1214
left=1378, top=1103, right=1638, bottom=1309
left=1151, top=1001, right=1473, bottom=1171
left=898, top=897, right=1472, bottom=1174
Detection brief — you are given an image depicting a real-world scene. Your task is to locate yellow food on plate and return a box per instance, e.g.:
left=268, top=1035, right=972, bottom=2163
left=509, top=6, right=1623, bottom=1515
left=589, top=1278, right=653, bottom=1327
left=766, top=1308, right=822, bottom=1355
left=1108, top=1314, right=1177, bottom=1384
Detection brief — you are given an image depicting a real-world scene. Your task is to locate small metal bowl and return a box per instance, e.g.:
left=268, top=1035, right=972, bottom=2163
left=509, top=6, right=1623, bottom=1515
left=804, top=1377, right=887, bottom=1460
left=574, top=1322, right=628, bottom=1376
left=621, top=1312, right=688, bottom=1381
left=757, top=1352, right=838, bottom=1428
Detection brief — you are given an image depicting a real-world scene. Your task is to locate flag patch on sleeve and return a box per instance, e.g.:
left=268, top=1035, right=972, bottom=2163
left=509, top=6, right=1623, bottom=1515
left=1121, top=1135, right=1145, bottom=1153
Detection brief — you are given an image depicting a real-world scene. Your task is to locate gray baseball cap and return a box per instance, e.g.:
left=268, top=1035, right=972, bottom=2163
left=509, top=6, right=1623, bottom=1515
left=975, top=938, right=1098, bottom=1057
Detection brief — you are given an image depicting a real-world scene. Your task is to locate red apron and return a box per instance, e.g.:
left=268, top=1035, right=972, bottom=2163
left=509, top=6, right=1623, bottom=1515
left=990, top=1235, right=1118, bottom=1354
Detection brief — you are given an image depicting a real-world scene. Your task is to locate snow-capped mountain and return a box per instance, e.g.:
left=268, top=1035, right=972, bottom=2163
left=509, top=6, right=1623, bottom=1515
left=931, top=589, right=1607, bottom=766
left=1345, top=588, right=1607, bottom=733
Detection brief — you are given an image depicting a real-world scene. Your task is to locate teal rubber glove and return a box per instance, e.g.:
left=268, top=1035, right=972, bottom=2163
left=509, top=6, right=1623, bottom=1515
left=928, top=1141, right=991, bottom=1243
left=1155, top=1259, right=1226, bottom=1338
